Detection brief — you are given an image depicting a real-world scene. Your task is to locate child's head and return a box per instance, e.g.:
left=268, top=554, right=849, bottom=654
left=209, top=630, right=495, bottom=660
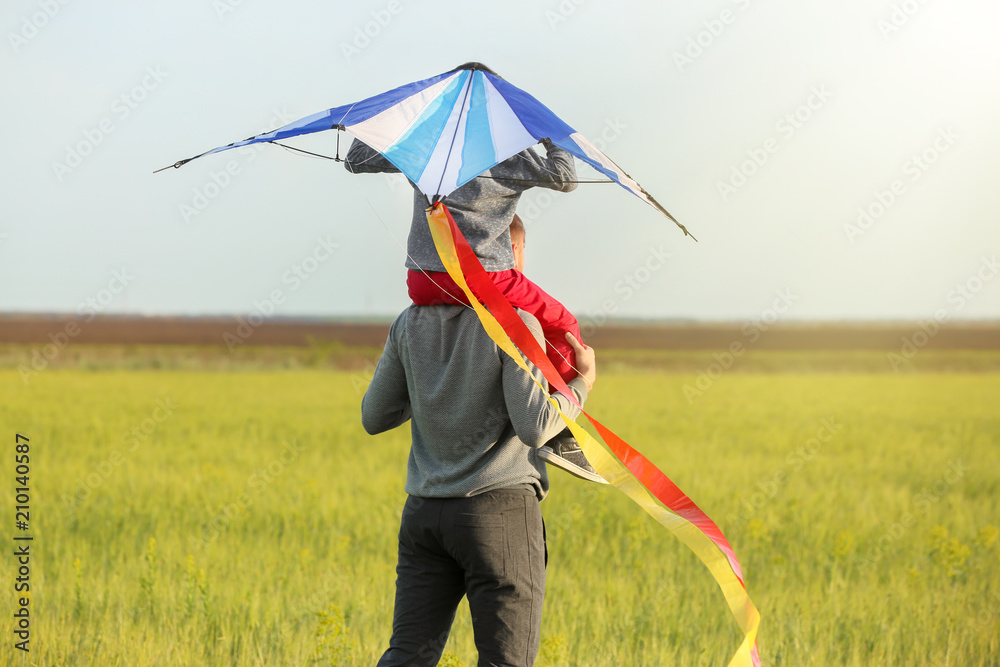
left=510, top=214, right=525, bottom=273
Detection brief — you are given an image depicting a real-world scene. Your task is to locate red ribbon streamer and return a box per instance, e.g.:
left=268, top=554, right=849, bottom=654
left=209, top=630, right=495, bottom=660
left=435, top=202, right=760, bottom=664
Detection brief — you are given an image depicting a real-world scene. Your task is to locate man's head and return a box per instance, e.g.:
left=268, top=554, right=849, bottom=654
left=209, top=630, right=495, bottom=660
left=510, top=214, right=525, bottom=273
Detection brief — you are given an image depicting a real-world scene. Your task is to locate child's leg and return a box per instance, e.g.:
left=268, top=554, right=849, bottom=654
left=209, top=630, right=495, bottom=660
left=406, top=270, right=467, bottom=306
left=408, top=269, right=580, bottom=388
left=489, top=271, right=580, bottom=388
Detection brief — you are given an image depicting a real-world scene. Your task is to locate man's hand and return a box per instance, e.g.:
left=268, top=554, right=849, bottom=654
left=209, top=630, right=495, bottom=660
left=565, top=332, right=596, bottom=390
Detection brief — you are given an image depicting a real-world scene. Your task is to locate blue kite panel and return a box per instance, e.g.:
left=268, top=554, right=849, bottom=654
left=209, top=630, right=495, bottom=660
left=334, top=70, right=455, bottom=127
left=486, top=74, right=577, bottom=144
left=383, top=71, right=469, bottom=183
left=457, top=72, right=497, bottom=187
left=202, top=70, right=457, bottom=157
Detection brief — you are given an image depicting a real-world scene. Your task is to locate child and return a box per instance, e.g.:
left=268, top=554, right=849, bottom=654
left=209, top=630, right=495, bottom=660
left=346, top=137, right=605, bottom=484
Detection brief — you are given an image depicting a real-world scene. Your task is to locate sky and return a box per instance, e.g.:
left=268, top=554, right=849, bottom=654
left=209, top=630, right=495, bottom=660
left=2, top=0, right=999, bottom=323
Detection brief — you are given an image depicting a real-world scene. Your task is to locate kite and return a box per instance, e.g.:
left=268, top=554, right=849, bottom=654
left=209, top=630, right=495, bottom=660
left=160, top=62, right=758, bottom=666
left=158, top=62, right=694, bottom=239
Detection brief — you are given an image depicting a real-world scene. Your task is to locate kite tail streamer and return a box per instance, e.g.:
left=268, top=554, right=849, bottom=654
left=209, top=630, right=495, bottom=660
left=425, top=202, right=761, bottom=667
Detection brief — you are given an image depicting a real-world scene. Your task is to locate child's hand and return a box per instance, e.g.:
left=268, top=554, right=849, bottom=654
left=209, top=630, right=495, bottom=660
left=565, top=332, right=596, bottom=390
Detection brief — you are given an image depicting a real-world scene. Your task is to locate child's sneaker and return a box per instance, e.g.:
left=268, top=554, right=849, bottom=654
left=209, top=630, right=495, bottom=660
left=538, top=429, right=608, bottom=484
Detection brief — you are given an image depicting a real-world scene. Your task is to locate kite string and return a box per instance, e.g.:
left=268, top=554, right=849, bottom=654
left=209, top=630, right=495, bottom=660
left=483, top=142, right=613, bottom=185
left=273, top=132, right=605, bottom=186
left=271, top=141, right=338, bottom=161
left=545, top=338, right=587, bottom=381
left=271, top=130, right=382, bottom=167
left=476, top=175, right=614, bottom=185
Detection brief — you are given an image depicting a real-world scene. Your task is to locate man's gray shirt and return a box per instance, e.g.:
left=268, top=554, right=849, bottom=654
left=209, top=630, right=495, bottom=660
left=362, top=305, right=588, bottom=501
left=345, top=138, right=577, bottom=273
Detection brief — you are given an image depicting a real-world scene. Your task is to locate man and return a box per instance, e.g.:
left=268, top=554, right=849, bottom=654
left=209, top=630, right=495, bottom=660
left=362, top=233, right=598, bottom=666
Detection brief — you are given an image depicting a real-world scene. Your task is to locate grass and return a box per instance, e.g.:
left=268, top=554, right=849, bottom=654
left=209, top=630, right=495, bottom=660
left=0, top=354, right=997, bottom=665
left=5, top=342, right=1000, bottom=374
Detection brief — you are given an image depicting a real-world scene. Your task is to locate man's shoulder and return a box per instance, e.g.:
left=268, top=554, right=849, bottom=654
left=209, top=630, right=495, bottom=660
left=394, top=304, right=474, bottom=332
left=516, top=308, right=541, bottom=331
left=516, top=309, right=544, bottom=346
left=392, top=304, right=540, bottom=346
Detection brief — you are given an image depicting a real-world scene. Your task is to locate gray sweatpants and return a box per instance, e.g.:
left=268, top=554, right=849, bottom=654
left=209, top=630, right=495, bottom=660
left=376, top=487, right=547, bottom=667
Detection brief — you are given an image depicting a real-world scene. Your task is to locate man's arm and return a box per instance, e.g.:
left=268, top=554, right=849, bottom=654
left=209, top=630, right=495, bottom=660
left=491, top=141, right=578, bottom=193
left=361, top=319, right=411, bottom=434
left=539, top=140, right=578, bottom=193
left=502, top=311, right=589, bottom=448
left=343, top=137, right=400, bottom=174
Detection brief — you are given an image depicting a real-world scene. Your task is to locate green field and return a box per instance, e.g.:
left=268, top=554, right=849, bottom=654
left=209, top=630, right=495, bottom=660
left=1, top=357, right=998, bottom=665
